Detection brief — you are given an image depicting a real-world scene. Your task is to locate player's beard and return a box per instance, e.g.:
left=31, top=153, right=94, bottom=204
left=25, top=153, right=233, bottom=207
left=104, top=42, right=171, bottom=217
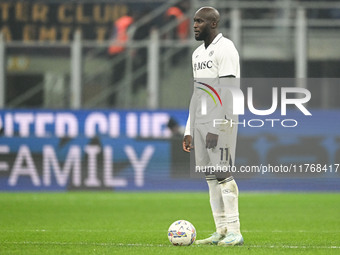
left=195, top=27, right=209, bottom=41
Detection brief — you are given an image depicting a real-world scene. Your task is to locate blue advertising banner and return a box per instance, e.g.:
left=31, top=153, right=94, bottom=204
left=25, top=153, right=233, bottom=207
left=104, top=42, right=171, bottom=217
left=0, top=109, right=339, bottom=191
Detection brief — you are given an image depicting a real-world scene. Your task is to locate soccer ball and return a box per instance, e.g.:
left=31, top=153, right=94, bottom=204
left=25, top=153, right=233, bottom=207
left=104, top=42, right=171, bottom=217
left=167, top=220, right=196, bottom=246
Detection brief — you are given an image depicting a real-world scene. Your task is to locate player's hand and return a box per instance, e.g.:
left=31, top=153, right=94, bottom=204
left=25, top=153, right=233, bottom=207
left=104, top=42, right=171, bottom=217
left=183, top=135, right=193, bottom=152
left=206, top=132, right=218, bottom=149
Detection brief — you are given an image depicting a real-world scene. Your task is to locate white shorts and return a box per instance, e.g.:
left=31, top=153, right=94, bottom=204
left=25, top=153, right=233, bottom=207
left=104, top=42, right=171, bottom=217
left=194, top=121, right=238, bottom=171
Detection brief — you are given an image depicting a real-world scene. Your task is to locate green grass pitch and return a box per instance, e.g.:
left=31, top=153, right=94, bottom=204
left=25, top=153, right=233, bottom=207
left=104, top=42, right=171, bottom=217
left=0, top=192, right=339, bottom=254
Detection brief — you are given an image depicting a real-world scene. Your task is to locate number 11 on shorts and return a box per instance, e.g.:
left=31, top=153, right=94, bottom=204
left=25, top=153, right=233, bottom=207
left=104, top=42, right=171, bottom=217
left=219, top=147, right=229, bottom=162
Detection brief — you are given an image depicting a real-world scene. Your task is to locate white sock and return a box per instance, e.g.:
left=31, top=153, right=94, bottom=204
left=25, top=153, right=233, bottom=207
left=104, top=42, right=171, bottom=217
left=219, top=177, right=241, bottom=234
left=206, top=175, right=227, bottom=235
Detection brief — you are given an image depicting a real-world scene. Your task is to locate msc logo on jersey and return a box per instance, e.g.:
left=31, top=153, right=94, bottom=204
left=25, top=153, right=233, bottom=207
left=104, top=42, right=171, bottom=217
left=193, top=60, right=213, bottom=71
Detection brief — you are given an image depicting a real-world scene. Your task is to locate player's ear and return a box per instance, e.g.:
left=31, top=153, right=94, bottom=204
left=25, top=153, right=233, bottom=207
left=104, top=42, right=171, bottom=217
left=211, top=21, right=217, bottom=29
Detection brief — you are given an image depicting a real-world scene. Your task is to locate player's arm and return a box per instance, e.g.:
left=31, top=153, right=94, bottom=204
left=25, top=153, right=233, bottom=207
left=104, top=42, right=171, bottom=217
left=206, top=45, right=239, bottom=148
left=205, top=76, right=236, bottom=149
left=206, top=42, right=239, bottom=138
left=183, top=86, right=198, bottom=152
left=183, top=114, right=193, bottom=152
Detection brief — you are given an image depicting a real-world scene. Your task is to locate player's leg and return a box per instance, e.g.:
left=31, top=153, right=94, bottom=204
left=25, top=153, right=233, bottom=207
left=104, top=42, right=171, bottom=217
left=208, top=124, right=244, bottom=246
left=217, top=176, right=243, bottom=246
left=194, top=174, right=227, bottom=244
left=193, top=124, right=226, bottom=245
left=206, top=174, right=228, bottom=236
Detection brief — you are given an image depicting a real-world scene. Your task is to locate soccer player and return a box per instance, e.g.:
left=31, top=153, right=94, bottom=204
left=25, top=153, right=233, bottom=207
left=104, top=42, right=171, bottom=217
left=182, top=7, right=243, bottom=246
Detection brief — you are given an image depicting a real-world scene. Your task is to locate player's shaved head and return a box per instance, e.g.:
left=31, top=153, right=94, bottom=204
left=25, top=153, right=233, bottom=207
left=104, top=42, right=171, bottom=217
left=193, top=6, right=221, bottom=46
left=195, top=6, right=220, bottom=25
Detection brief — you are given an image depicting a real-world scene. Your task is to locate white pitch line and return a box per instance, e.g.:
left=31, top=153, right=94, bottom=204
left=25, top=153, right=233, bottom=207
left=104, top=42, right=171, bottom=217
left=201, top=230, right=340, bottom=233
left=1, top=241, right=339, bottom=249
left=1, top=241, right=170, bottom=247
left=248, top=245, right=340, bottom=249
left=1, top=229, right=339, bottom=233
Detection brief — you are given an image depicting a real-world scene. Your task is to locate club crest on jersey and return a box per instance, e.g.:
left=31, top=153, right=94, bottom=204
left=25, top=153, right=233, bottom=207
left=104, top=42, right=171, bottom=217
left=209, top=50, right=214, bottom=56
left=193, top=60, right=213, bottom=71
